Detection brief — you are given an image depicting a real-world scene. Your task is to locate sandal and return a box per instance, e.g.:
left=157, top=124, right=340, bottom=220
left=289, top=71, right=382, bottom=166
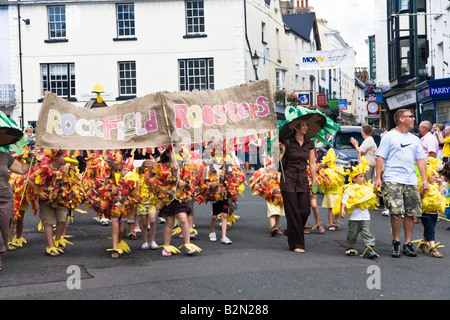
left=429, top=243, right=444, bottom=258
left=430, top=249, right=444, bottom=258
left=430, top=250, right=443, bottom=258
left=46, top=246, right=62, bottom=257
left=270, top=226, right=279, bottom=237
left=345, top=248, right=358, bottom=256
left=361, top=246, right=379, bottom=259
left=180, top=243, right=202, bottom=255
left=303, top=225, right=311, bottom=234
left=54, top=237, right=73, bottom=254
left=186, top=248, right=196, bottom=255
left=107, top=248, right=123, bottom=258
left=413, top=239, right=429, bottom=253
left=311, top=223, right=325, bottom=234
left=128, top=233, right=137, bottom=240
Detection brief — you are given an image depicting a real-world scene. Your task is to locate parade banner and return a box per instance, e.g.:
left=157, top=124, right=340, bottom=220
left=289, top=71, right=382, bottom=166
left=163, top=79, right=275, bottom=145
left=35, top=80, right=277, bottom=150
left=299, top=47, right=356, bottom=70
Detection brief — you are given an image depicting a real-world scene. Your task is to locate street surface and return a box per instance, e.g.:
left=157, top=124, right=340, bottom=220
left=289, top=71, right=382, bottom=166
left=1, top=177, right=449, bottom=305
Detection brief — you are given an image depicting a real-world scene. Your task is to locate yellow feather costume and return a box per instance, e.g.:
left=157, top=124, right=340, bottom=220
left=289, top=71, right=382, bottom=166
left=332, top=156, right=379, bottom=215
left=319, top=149, right=346, bottom=194
left=419, top=158, right=449, bottom=213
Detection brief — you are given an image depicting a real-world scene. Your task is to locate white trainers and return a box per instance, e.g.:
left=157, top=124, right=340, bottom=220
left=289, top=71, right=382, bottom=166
left=221, top=236, right=232, bottom=244
left=141, top=242, right=149, bottom=250
left=149, top=241, right=158, bottom=249
left=209, top=232, right=217, bottom=242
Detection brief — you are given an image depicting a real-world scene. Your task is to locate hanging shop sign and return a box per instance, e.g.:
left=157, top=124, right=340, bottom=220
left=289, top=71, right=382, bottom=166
left=386, top=90, right=416, bottom=110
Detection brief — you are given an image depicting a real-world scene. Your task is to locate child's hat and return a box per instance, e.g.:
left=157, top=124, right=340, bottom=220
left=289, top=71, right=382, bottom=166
left=426, top=157, right=442, bottom=178
left=321, top=148, right=337, bottom=165
left=345, top=156, right=370, bottom=180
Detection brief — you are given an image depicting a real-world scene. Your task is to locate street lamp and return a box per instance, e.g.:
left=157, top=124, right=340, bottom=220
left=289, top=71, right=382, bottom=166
left=252, top=50, right=260, bottom=80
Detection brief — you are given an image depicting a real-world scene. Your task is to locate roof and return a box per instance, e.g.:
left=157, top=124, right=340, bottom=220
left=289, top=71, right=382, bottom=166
left=283, top=12, right=316, bottom=42
left=1, top=0, right=135, bottom=4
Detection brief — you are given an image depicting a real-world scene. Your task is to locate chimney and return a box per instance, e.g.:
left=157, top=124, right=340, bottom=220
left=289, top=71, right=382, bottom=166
left=295, top=0, right=311, bottom=13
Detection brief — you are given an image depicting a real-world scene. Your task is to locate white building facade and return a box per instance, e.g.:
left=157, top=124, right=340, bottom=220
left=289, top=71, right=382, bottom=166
left=1, top=0, right=290, bottom=128
left=374, top=0, right=450, bottom=127
left=283, top=10, right=321, bottom=108
left=317, top=18, right=357, bottom=124
left=427, top=0, right=450, bottom=80
left=0, top=4, right=16, bottom=118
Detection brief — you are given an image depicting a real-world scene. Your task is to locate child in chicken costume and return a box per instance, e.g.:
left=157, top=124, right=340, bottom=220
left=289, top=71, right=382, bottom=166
left=84, top=151, right=140, bottom=258
left=146, top=146, right=201, bottom=256
left=7, top=147, right=35, bottom=250
left=83, top=150, right=123, bottom=226
left=319, top=148, right=346, bottom=230
left=127, top=159, right=160, bottom=250
left=412, top=157, right=447, bottom=258
left=169, top=146, right=203, bottom=240
left=336, top=156, right=379, bottom=259
left=27, top=149, right=83, bottom=256
left=249, top=155, right=284, bottom=236
left=202, top=140, right=246, bottom=244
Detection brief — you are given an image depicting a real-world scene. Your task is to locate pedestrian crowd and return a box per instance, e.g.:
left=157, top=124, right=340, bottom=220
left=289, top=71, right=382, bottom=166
left=1, top=109, right=450, bottom=272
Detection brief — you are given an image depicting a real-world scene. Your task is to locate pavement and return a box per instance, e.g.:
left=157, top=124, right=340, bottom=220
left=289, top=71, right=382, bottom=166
left=1, top=177, right=450, bottom=304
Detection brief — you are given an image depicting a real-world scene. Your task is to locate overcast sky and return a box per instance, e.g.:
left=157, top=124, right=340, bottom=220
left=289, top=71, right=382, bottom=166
left=308, top=0, right=379, bottom=67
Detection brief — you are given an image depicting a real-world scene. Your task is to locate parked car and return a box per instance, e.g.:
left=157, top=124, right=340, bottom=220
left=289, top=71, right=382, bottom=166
left=317, top=126, right=383, bottom=170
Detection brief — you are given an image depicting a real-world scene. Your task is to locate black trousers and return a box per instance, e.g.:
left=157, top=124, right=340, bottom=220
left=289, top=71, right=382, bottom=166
left=281, top=191, right=311, bottom=251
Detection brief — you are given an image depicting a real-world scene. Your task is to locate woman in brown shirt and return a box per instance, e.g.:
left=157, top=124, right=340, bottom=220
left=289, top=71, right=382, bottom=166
left=0, top=151, right=33, bottom=270
left=280, top=121, right=317, bottom=253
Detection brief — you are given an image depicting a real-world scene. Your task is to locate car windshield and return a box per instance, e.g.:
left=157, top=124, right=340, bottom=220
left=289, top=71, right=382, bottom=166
left=335, top=132, right=362, bottom=149
left=334, top=131, right=381, bottom=149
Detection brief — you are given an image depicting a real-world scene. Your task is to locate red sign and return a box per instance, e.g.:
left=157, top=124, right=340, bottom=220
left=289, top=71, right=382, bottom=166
left=317, top=94, right=327, bottom=107
left=366, top=100, right=380, bottom=114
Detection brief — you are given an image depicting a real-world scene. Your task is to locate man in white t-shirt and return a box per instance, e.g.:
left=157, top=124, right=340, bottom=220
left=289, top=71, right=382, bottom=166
left=419, top=120, right=438, bottom=159
left=374, top=109, right=428, bottom=258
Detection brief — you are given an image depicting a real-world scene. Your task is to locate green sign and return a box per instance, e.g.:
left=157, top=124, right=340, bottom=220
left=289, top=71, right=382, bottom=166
left=328, top=99, right=339, bottom=110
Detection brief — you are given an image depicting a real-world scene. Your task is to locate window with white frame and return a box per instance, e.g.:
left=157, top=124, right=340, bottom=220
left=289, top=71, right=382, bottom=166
left=185, top=1, right=205, bottom=35
left=48, top=6, right=66, bottom=39
left=276, top=69, right=286, bottom=91
left=179, top=58, right=214, bottom=91
left=118, top=61, right=137, bottom=96
left=116, top=3, right=135, bottom=37
left=41, top=63, right=75, bottom=98
left=261, top=22, right=267, bottom=44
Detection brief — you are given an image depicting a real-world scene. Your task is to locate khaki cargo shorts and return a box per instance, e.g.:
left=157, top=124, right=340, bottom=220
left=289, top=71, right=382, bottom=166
left=382, top=181, right=422, bottom=217
left=39, top=201, right=69, bottom=227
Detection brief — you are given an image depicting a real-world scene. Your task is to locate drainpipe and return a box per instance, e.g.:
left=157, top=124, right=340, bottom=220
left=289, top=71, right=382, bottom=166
left=244, top=0, right=257, bottom=81
left=413, top=0, right=420, bottom=123
left=17, top=0, right=25, bottom=129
